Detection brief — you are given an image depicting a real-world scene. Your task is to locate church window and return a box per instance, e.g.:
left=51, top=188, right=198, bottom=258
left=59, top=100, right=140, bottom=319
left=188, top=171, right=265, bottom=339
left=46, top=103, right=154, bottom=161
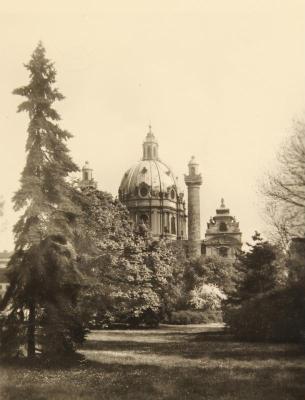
left=171, top=216, right=176, bottom=234
left=190, top=166, right=195, bottom=175
left=219, top=222, right=227, bottom=232
left=147, top=146, right=152, bottom=159
left=153, top=147, right=156, bottom=158
left=219, top=247, right=228, bottom=257
left=84, top=171, right=89, bottom=181
left=140, top=184, right=149, bottom=197
left=170, top=189, right=176, bottom=200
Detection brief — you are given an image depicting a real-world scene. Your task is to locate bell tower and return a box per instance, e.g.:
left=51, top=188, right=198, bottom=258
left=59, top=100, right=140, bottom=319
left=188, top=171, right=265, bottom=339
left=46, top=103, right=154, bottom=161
left=184, top=156, right=202, bottom=258
left=80, top=161, right=97, bottom=189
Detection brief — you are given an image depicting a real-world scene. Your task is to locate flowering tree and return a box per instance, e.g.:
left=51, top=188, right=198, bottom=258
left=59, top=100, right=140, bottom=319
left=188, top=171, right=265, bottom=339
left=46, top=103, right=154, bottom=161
left=189, top=283, right=227, bottom=311
left=77, top=187, right=183, bottom=327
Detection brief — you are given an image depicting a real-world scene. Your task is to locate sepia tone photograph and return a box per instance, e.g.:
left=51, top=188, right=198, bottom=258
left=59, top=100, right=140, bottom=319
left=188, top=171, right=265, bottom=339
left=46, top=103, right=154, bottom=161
left=0, top=1, right=304, bottom=399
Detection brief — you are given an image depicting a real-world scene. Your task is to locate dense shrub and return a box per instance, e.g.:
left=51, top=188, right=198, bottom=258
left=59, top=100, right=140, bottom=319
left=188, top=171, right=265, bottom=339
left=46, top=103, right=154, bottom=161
left=224, top=285, right=305, bottom=342
left=77, top=188, right=187, bottom=329
left=167, top=310, right=222, bottom=325
left=189, top=283, right=227, bottom=311
left=184, top=256, right=237, bottom=295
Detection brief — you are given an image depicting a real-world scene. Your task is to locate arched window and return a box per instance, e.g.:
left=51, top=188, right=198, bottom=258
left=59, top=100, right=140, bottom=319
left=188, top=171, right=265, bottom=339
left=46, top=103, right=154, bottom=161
left=219, top=222, right=227, bottom=232
left=147, top=146, right=152, bottom=159
left=219, top=247, right=228, bottom=257
left=140, top=214, right=149, bottom=225
left=153, top=147, right=156, bottom=158
left=84, top=171, right=89, bottom=181
left=171, top=216, right=176, bottom=234
left=190, top=166, right=196, bottom=175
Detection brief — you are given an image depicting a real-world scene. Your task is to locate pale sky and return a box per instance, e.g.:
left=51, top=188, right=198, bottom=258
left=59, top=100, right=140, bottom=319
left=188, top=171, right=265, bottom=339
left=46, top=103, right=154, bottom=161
left=0, top=0, right=304, bottom=250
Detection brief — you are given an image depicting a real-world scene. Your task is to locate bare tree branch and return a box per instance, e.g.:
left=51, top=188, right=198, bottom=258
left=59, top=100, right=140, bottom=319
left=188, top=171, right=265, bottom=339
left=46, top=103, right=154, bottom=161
left=262, top=117, right=305, bottom=245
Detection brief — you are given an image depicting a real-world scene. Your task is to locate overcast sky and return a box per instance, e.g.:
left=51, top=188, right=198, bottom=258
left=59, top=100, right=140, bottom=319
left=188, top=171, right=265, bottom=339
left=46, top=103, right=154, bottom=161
left=0, top=0, right=304, bottom=250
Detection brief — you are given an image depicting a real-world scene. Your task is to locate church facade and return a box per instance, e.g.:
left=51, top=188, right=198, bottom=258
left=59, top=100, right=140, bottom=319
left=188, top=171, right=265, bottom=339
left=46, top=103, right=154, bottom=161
left=81, top=127, right=242, bottom=260
left=203, top=199, right=242, bottom=262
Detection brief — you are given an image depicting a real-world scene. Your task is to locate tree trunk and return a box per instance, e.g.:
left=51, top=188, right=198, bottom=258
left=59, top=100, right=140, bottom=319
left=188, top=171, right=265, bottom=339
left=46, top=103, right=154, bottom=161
left=27, top=300, right=36, bottom=358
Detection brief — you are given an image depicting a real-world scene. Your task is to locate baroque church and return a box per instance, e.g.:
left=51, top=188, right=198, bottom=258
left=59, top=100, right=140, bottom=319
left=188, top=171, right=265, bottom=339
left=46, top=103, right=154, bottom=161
left=80, top=126, right=242, bottom=260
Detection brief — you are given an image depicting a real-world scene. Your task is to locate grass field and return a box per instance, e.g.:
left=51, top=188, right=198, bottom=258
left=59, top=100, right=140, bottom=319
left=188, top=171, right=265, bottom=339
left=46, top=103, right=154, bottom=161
left=1, top=324, right=305, bottom=400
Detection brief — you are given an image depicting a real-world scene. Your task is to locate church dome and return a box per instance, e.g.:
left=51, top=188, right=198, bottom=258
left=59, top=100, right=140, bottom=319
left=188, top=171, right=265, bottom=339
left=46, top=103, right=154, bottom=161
left=119, top=126, right=178, bottom=200
left=118, top=126, right=187, bottom=239
left=119, top=159, right=178, bottom=199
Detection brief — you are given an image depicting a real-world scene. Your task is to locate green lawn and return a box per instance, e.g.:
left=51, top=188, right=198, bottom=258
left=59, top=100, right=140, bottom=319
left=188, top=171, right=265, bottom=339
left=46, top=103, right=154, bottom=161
left=1, top=324, right=305, bottom=400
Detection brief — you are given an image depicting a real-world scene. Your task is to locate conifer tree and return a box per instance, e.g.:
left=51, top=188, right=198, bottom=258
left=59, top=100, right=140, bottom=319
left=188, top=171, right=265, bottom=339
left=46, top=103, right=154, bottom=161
left=0, top=42, right=84, bottom=360
left=13, top=42, right=79, bottom=247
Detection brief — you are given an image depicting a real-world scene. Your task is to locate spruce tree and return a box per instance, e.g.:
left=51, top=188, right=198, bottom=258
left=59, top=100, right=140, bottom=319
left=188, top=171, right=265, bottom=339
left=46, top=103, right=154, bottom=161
left=13, top=42, right=79, bottom=246
left=0, top=42, right=84, bottom=360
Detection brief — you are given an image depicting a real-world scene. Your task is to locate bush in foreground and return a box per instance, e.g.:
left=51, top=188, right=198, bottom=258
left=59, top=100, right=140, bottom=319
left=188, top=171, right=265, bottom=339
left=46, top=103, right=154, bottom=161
left=167, top=310, right=222, bottom=325
left=224, top=285, right=305, bottom=342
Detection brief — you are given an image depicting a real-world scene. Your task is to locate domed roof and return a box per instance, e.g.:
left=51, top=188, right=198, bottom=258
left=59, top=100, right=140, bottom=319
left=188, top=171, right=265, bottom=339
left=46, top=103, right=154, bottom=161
left=119, top=126, right=178, bottom=197
left=119, top=159, right=177, bottom=196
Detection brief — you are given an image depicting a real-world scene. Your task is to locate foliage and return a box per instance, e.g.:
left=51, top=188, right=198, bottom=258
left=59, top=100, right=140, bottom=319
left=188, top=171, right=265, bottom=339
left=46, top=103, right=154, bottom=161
left=0, top=313, right=26, bottom=359
left=12, top=42, right=80, bottom=248
left=181, top=254, right=237, bottom=321
left=1, top=235, right=87, bottom=360
left=225, top=285, right=305, bottom=342
left=189, top=283, right=227, bottom=311
left=0, top=43, right=85, bottom=360
left=231, top=232, right=284, bottom=304
left=224, top=232, right=305, bottom=342
left=287, top=237, right=305, bottom=286
left=184, top=255, right=237, bottom=296
left=167, top=309, right=222, bottom=325
left=76, top=188, right=184, bottom=328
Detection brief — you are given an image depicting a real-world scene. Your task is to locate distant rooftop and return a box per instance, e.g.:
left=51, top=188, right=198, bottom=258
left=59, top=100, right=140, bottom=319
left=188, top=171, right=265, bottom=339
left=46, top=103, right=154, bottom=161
left=0, top=251, right=12, bottom=269
left=0, top=251, right=13, bottom=258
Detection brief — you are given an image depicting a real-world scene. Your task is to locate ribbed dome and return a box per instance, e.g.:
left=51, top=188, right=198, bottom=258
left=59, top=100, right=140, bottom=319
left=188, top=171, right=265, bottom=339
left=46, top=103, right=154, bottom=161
left=118, top=126, right=186, bottom=239
left=119, top=159, right=177, bottom=197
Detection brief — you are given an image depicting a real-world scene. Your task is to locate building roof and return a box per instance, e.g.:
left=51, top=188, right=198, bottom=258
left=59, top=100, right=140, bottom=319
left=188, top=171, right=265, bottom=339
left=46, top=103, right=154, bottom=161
left=119, top=159, right=178, bottom=197
left=0, top=251, right=12, bottom=271
left=0, top=251, right=12, bottom=260
left=119, top=128, right=180, bottom=197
